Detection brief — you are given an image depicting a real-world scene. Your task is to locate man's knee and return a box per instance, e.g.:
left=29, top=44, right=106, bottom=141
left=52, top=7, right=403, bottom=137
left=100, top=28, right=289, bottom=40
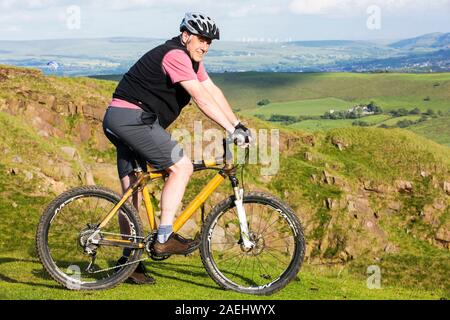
left=167, top=156, right=193, bottom=178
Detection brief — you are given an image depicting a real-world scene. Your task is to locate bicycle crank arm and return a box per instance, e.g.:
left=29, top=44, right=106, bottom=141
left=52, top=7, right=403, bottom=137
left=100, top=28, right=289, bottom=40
left=233, top=188, right=255, bottom=249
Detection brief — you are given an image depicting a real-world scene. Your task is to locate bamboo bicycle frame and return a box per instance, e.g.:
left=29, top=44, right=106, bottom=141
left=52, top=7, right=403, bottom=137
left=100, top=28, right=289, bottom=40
left=96, top=158, right=235, bottom=249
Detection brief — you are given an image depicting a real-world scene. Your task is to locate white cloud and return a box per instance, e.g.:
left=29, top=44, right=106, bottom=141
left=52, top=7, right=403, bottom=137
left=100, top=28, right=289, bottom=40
left=289, top=0, right=450, bottom=16
left=228, top=2, right=283, bottom=18
left=0, top=0, right=56, bottom=9
left=0, top=25, right=21, bottom=32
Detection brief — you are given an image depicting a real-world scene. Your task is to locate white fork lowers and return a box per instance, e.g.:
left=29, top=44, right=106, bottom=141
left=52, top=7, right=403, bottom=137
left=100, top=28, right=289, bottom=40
left=233, top=187, right=255, bottom=250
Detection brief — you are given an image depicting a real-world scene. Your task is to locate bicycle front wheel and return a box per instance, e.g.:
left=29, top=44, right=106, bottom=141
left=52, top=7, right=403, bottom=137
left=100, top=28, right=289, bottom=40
left=200, top=192, right=305, bottom=295
left=36, top=186, right=144, bottom=290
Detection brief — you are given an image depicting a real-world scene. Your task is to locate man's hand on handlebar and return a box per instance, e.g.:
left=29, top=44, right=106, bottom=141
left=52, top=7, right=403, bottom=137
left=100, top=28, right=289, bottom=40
left=230, top=122, right=253, bottom=148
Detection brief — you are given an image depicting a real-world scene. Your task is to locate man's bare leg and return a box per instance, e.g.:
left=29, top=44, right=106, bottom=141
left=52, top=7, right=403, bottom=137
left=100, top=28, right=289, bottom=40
left=157, top=156, right=193, bottom=242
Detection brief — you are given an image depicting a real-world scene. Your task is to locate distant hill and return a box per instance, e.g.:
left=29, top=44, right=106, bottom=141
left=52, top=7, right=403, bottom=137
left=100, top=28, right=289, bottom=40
left=288, top=40, right=372, bottom=48
left=389, top=32, right=450, bottom=50
left=1, top=32, right=450, bottom=75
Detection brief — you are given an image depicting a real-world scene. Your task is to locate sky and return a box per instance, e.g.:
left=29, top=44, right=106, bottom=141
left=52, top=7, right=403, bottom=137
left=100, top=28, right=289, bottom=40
left=0, top=0, right=449, bottom=41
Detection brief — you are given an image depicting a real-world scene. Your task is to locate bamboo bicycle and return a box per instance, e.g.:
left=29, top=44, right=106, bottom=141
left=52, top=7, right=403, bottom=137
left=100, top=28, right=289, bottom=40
left=36, top=139, right=305, bottom=295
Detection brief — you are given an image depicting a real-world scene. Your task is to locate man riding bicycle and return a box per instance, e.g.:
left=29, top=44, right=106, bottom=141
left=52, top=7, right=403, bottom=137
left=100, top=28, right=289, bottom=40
left=102, top=12, right=252, bottom=284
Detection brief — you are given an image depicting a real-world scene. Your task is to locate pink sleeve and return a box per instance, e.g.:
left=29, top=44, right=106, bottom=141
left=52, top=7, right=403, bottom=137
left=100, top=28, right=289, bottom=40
left=162, top=49, right=208, bottom=84
left=197, top=62, right=209, bottom=82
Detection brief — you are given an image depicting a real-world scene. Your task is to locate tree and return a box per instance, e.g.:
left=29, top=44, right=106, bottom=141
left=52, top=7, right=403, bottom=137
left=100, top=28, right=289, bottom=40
left=352, top=120, right=369, bottom=127
left=409, top=107, right=421, bottom=115
left=257, top=99, right=271, bottom=106
left=367, top=101, right=383, bottom=114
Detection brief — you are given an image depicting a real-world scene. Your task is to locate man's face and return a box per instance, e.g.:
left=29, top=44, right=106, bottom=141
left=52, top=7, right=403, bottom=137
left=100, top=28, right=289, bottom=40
left=183, top=32, right=212, bottom=62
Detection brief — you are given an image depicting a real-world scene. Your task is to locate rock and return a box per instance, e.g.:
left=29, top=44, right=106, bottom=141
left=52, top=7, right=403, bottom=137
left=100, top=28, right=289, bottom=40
left=37, top=130, right=49, bottom=137
left=178, top=219, right=199, bottom=237
left=59, top=166, right=73, bottom=178
left=323, top=170, right=335, bottom=185
left=82, top=104, right=105, bottom=121
left=387, top=201, right=401, bottom=212
left=301, top=135, right=315, bottom=147
left=395, top=180, right=413, bottom=193
left=443, top=182, right=450, bottom=195
left=422, top=203, right=443, bottom=228
left=50, top=180, right=67, bottom=194
left=24, top=171, right=33, bottom=181
left=347, top=196, right=373, bottom=216
left=78, top=122, right=91, bottom=143
left=432, top=200, right=446, bottom=211
left=304, top=152, right=313, bottom=161
left=435, top=223, right=450, bottom=243
left=12, top=155, right=23, bottom=163
left=325, top=198, right=339, bottom=210
left=363, top=180, right=390, bottom=193
left=420, top=171, right=430, bottom=178
left=384, top=243, right=399, bottom=254
left=60, top=147, right=79, bottom=160
left=78, top=165, right=95, bottom=185
left=38, top=108, right=64, bottom=128
left=331, top=137, right=349, bottom=151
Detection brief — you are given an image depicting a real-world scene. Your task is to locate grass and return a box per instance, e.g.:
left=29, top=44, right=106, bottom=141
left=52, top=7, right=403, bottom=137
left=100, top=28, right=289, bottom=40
left=0, top=251, right=445, bottom=300
left=408, top=116, right=450, bottom=147
left=1, top=66, right=449, bottom=300
left=88, top=69, right=450, bottom=147
left=209, top=72, right=450, bottom=112
left=377, top=115, right=423, bottom=126
left=243, top=98, right=350, bottom=117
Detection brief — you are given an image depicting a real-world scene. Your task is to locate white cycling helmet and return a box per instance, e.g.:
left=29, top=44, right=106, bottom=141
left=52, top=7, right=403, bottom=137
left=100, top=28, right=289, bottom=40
left=180, top=12, right=220, bottom=40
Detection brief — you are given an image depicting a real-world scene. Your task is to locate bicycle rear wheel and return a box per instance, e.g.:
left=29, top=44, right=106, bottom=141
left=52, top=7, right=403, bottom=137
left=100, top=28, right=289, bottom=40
left=200, top=192, right=305, bottom=295
left=36, top=186, right=144, bottom=290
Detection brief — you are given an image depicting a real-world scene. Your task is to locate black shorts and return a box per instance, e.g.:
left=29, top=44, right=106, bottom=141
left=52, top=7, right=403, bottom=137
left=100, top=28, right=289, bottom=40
left=102, top=106, right=184, bottom=179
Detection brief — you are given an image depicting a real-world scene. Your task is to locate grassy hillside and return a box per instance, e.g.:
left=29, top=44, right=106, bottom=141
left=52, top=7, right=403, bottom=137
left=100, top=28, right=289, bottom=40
left=1, top=65, right=449, bottom=300
left=93, top=72, right=450, bottom=147
left=244, top=98, right=350, bottom=117
left=210, top=72, right=450, bottom=112
left=408, top=117, right=450, bottom=147
left=93, top=72, right=450, bottom=113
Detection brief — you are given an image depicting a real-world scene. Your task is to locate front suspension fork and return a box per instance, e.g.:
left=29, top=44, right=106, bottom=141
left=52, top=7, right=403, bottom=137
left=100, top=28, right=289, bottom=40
left=231, top=178, right=255, bottom=250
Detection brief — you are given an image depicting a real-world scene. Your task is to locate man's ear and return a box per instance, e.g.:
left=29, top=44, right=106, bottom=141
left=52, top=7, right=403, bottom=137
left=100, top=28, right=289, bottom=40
left=181, top=31, right=190, bottom=44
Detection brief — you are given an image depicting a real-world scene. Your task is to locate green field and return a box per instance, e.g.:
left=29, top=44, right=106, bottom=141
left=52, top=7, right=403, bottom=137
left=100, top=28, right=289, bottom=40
left=214, top=72, right=450, bottom=146
left=243, top=98, right=350, bottom=117
left=95, top=72, right=450, bottom=113
left=377, top=115, right=423, bottom=126
left=408, top=116, right=450, bottom=147
left=288, top=114, right=391, bottom=131
left=210, top=72, right=450, bottom=113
